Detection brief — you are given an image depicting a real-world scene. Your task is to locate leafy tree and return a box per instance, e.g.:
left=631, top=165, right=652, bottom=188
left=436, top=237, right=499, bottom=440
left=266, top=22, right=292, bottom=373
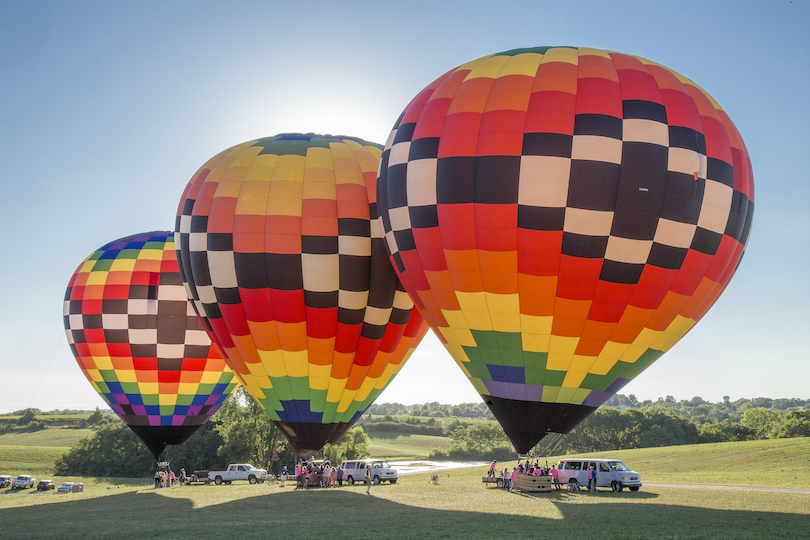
left=741, top=407, right=784, bottom=439
left=163, top=421, right=227, bottom=472
left=343, top=426, right=371, bottom=460
left=86, top=407, right=105, bottom=425
left=213, top=387, right=289, bottom=472
left=697, top=419, right=753, bottom=443
left=17, top=408, right=39, bottom=426
left=773, top=411, right=810, bottom=438
left=54, top=423, right=154, bottom=477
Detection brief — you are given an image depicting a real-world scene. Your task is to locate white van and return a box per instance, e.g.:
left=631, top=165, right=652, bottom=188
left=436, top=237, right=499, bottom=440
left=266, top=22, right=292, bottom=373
left=339, top=459, right=398, bottom=485
left=555, top=458, right=642, bottom=492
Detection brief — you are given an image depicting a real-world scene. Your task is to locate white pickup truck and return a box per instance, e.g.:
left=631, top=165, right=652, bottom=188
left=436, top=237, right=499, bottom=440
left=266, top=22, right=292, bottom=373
left=209, top=464, right=268, bottom=485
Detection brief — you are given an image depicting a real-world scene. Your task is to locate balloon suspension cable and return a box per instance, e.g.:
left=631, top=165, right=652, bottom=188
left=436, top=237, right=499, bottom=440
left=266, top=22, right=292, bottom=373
left=29, top=332, right=64, bottom=410
left=535, top=432, right=566, bottom=462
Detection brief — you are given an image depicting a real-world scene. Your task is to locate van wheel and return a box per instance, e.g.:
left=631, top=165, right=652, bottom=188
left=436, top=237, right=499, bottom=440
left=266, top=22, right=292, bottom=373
left=612, top=481, right=623, bottom=492
left=569, top=479, right=579, bottom=491
left=629, top=486, right=640, bottom=492
left=347, top=476, right=354, bottom=485
left=373, top=476, right=380, bottom=485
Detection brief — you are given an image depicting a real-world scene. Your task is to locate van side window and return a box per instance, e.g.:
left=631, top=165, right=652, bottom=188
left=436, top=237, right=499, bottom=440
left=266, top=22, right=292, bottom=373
left=599, top=463, right=610, bottom=473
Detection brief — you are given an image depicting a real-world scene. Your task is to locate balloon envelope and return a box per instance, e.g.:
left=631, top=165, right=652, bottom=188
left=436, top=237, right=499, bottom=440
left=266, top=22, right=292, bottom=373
left=175, top=133, right=428, bottom=458
left=376, top=47, right=754, bottom=452
left=64, top=231, right=239, bottom=460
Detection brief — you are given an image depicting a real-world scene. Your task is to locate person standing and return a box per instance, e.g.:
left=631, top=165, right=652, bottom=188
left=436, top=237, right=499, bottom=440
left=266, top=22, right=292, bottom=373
left=510, top=468, right=518, bottom=493
left=331, top=465, right=337, bottom=487
left=337, top=465, right=344, bottom=487
left=551, top=466, right=560, bottom=491
left=588, top=465, right=597, bottom=493
left=365, top=464, right=372, bottom=494
left=294, top=463, right=302, bottom=488
left=488, top=460, right=497, bottom=478
left=280, top=466, right=288, bottom=487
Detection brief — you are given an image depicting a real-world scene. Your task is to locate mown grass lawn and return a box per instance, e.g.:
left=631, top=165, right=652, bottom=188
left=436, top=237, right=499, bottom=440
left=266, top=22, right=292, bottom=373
left=0, top=468, right=807, bottom=540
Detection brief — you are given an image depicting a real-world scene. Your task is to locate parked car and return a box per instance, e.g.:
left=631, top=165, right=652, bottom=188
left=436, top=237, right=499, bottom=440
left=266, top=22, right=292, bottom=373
left=555, top=458, right=642, bottom=492
left=339, top=459, right=398, bottom=485
left=37, top=479, right=55, bottom=491
left=57, top=482, right=75, bottom=494
left=208, top=464, right=268, bottom=485
left=0, top=475, right=12, bottom=488
left=11, top=475, right=36, bottom=489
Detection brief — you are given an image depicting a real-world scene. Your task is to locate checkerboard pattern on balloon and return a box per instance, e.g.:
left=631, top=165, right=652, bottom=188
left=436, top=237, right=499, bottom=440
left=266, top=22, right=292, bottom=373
left=377, top=47, right=753, bottom=410
left=175, top=134, right=428, bottom=432
left=64, top=231, right=238, bottom=427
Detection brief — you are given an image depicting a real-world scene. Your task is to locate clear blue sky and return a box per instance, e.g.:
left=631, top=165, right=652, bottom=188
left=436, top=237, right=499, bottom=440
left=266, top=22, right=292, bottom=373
left=1, top=0, right=807, bottom=413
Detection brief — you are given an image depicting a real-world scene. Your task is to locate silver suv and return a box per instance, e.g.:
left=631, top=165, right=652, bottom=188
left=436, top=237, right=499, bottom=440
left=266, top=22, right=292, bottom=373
left=555, top=458, right=642, bottom=492
left=339, top=459, right=398, bottom=485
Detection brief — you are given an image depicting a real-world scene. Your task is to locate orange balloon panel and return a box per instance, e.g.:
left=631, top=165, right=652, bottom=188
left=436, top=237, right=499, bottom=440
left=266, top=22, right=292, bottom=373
left=376, top=47, right=753, bottom=452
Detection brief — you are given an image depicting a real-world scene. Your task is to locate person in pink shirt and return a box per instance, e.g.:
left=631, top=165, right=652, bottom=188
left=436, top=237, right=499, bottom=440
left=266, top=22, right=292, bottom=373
left=551, top=466, right=561, bottom=490
left=510, top=468, right=518, bottom=493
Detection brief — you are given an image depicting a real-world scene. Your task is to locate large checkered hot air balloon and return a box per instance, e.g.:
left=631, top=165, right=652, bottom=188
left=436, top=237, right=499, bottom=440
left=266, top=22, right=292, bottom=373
left=376, top=46, right=754, bottom=453
left=175, top=133, right=428, bottom=459
left=64, top=231, right=239, bottom=460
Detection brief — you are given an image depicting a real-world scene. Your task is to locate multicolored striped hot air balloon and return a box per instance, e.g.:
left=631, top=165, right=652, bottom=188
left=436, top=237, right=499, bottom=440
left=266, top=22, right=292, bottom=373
left=64, top=231, right=239, bottom=460
left=175, top=133, right=428, bottom=459
left=376, top=47, right=754, bottom=453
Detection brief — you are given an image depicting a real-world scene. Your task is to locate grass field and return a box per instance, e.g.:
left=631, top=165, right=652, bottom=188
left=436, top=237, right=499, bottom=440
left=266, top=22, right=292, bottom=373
left=368, top=432, right=451, bottom=459
left=0, top=466, right=807, bottom=540
left=553, top=438, right=810, bottom=488
left=0, top=427, right=95, bottom=448
left=1, top=436, right=809, bottom=539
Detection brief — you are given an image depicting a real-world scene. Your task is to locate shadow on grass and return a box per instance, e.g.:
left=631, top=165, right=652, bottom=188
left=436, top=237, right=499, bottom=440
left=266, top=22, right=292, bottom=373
left=0, top=485, right=806, bottom=540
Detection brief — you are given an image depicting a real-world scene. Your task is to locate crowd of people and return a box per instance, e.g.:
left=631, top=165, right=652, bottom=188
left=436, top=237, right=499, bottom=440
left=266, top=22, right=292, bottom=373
left=487, top=459, right=563, bottom=492
left=280, top=461, right=348, bottom=490
left=153, top=467, right=185, bottom=488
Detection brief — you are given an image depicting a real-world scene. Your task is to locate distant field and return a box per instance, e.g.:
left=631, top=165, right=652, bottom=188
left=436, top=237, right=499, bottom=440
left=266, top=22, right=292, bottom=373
left=368, top=433, right=451, bottom=458
left=0, top=427, right=94, bottom=448
left=0, top=446, right=68, bottom=477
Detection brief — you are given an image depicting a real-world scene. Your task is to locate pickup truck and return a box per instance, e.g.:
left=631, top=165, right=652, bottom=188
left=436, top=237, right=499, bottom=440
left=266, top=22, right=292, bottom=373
left=209, top=464, right=268, bottom=485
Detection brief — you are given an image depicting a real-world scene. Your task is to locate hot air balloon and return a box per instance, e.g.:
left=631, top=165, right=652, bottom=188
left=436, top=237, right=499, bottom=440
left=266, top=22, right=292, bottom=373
left=63, top=231, right=239, bottom=460
left=376, top=47, right=754, bottom=453
left=175, top=133, right=428, bottom=459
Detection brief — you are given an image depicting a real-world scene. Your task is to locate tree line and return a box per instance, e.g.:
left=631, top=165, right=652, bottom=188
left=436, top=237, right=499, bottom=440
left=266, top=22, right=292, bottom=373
left=49, top=392, right=809, bottom=477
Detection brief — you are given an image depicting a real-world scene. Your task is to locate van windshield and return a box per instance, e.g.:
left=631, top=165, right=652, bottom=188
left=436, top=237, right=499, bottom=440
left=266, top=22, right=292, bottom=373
left=372, top=461, right=390, bottom=468
left=607, top=461, right=630, bottom=472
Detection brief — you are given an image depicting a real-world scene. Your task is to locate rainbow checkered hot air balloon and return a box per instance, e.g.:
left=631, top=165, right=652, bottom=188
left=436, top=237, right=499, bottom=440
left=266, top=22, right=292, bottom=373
left=175, top=133, right=428, bottom=459
left=64, top=231, right=239, bottom=460
left=376, top=47, right=754, bottom=453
